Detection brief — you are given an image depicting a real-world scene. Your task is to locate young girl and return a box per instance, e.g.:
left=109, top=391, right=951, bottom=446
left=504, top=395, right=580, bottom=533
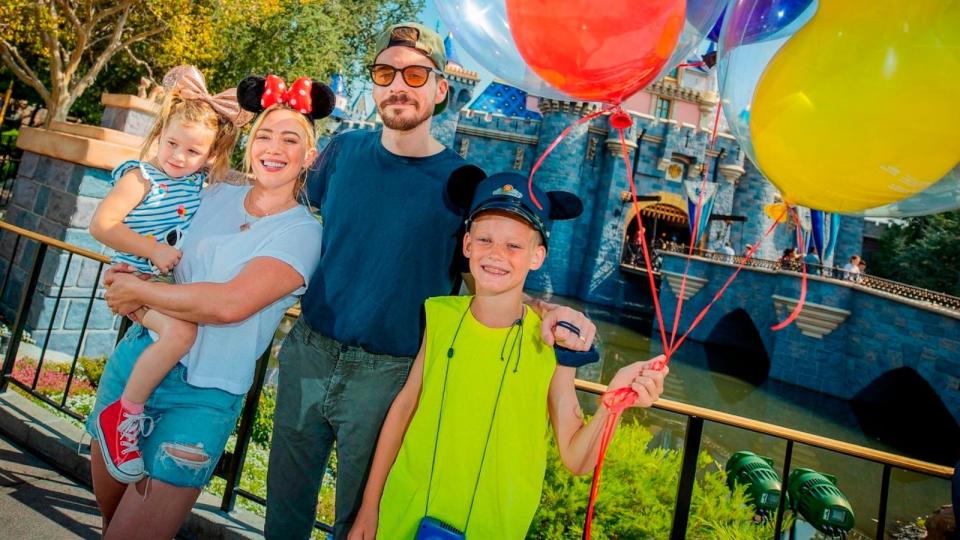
left=88, top=65, right=249, bottom=483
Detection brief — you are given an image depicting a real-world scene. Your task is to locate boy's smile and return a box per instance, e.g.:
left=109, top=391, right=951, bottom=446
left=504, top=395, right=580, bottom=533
left=464, top=212, right=546, bottom=296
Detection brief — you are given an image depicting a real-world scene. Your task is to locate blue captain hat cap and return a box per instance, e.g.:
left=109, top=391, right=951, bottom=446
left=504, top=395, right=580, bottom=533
left=464, top=172, right=583, bottom=248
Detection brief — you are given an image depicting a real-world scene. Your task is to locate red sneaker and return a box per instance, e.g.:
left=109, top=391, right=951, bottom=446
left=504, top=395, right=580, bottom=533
left=94, top=399, right=154, bottom=483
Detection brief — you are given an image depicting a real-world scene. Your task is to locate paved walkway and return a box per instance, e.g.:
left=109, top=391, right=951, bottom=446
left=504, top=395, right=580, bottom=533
left=0, top=430, right=101, bottom=539
left=0, top=389, right=265, bottom=539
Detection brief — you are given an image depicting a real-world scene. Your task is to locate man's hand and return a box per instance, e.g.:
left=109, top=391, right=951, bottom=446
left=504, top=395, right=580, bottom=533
left=149, top=243, right=182, bottom=274
left=534, top=299, right=597, bottom=351
left=607, top=355, right=668, bottom=408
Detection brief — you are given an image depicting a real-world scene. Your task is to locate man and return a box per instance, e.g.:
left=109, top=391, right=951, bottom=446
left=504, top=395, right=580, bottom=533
left=719, top=242, right=735, bottom=257
left=264, top=23, right=596, bottom=539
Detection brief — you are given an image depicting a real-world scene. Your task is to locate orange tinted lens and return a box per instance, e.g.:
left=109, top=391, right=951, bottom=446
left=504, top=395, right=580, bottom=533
left=370, top=66, right=395, bottom=86
left=402, top=66, right=430, bottom=87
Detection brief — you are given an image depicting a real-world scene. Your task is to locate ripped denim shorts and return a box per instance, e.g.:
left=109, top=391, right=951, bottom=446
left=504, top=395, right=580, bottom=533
left=85, top=324, right=244, bottom=488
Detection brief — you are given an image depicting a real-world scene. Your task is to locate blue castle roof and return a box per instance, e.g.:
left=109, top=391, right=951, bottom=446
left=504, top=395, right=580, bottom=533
left=469, top=81, right=541, bottom=120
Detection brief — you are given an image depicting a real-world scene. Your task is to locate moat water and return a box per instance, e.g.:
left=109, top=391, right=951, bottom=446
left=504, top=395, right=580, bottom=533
left=567, top=296, right=952, bottom=539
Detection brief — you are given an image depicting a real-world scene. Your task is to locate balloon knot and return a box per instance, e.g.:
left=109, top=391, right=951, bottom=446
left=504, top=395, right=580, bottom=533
left=609, top=109, right=633, bottom=130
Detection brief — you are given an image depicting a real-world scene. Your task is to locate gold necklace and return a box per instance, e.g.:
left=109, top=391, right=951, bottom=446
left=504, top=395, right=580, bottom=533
left=240, top=190, right=275, bottom=232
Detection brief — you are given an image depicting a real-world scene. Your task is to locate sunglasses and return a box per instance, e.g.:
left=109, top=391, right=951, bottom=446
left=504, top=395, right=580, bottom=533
left=367, top=64, right=442, bottom=88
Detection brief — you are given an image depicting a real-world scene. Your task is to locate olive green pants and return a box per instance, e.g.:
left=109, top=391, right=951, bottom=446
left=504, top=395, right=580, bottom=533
left=265, top=318, right=412, bottom=540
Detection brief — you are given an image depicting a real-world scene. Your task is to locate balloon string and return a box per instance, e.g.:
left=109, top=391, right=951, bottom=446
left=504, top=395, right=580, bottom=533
left=770, top=207, right=808, bottom=330
left=668, top=103, right=723, bottom=351
left=527, top=105, right=613, bottom=210
left=583, top=386, right=638, bottom=540
left=668, top=173, right=708, bottom=351
left=616, top=124, right=670, bottom=356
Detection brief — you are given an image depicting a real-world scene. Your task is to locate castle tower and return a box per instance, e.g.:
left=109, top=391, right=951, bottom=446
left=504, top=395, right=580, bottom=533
left=524, top=99, right=598, bottom=297
left=430, top=34, right=479, bottom=147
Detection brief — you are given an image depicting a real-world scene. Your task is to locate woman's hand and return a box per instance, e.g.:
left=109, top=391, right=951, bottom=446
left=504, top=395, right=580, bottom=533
left=347, top=505, right=379, bottom=540
left=103, top=266, right=148, bottom=317
left=607, top=355, right=668, bottom=408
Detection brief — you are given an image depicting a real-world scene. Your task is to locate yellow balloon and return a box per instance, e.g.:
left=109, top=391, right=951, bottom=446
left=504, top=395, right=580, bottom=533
left=764, top=202, right=789, bottom=223
left=751, top=1, right=960, bottom=212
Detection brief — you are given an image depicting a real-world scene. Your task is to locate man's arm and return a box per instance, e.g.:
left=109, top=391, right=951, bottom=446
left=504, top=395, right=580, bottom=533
left=549, top=356, right=667, bottom=475
left=103, top=257, right=305, bottom=324
left=349, top=338, right=427, bottom=539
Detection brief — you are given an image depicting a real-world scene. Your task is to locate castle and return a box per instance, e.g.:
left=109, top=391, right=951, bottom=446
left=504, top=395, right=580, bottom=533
left=327, top=39, right=868, bottom=309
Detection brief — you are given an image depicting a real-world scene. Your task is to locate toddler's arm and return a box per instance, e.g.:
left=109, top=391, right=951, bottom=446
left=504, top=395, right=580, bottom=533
left=349, top=339, right=426, bottom=540
left=89, top=170, right=181, bottom=273
left=548, top=356, right=667, bottom=475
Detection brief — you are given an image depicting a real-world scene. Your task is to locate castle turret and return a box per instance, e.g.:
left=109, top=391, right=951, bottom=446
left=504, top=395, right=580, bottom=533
left=430, top=34, right=479, bottom=147
left=524, top=99, right=599, bottom=296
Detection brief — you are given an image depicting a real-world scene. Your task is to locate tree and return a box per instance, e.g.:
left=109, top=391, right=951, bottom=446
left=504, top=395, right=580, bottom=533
left=0, top=0, right=191, bottom=126
left=1, top=0, right=423, bottom=126
left=871, top=211, right=960, bottom=296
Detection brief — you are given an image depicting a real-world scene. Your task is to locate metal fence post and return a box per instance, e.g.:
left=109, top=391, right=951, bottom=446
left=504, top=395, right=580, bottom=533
left=670, top=415, right=704, bottom=540
left=220, top=345, right=272, bottom=512
left=0, top=243, right=46, bottom=392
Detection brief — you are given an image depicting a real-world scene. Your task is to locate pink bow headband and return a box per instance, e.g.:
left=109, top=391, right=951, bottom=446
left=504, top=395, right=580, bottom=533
left=162, top=65, right=253, bottom=127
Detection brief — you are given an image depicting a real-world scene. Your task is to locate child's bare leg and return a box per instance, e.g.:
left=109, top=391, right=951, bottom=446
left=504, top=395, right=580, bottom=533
left=123, top=310, right=197, bottom=404
left=96, top=310, right=196, bottom=483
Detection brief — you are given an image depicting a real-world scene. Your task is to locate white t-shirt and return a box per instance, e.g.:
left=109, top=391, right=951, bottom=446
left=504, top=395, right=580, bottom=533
left=172, top=183, right=322, bottom=394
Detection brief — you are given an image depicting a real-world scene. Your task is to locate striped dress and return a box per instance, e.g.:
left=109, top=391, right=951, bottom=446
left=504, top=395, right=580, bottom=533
left=110, top=160, right=204, bottom=274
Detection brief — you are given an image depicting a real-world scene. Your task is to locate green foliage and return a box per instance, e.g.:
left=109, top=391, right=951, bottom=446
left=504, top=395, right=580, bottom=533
left=250, top=385, right=277, bottom=446
left=528, top=420, right=786, bottom=539
left=871, top=211, right=960, bottom=296
left=78, top=356, right=107, bottom=388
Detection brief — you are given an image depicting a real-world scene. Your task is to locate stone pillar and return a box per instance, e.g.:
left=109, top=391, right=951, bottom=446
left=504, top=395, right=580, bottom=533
left=1, top=98, right=150, bottom=358
left=524, top=99, right=597, bottom=297
left=100, top=94, right=160, bottom=137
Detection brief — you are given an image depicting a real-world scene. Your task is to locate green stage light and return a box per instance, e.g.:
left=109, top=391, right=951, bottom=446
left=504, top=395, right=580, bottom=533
left=725, top=451, right=782, bottom=515
left=786, top=468, right=856, bottom=537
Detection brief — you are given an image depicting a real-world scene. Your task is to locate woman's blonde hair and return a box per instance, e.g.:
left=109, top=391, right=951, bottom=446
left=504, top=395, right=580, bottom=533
left=242, top=105, right=317, bottom=199
left=140, top=89, right=240, bottom=181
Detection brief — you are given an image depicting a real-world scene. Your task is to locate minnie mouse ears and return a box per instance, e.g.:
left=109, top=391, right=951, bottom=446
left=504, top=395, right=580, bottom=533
left=237, top=75, right=336, bottom=121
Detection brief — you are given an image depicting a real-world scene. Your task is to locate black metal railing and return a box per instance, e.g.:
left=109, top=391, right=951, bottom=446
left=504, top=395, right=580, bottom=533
left=0, top=221, right=953, bottom=538
left=0, top=122, right=20, bottom=208
left=655, top=245, right=960, bottom=311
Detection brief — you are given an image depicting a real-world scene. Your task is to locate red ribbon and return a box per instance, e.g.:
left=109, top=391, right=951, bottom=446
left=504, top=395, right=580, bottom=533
left=261, top=75, right=314, bottom=115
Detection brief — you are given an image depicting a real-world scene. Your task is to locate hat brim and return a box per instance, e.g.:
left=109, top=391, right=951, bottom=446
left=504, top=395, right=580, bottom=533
left=468, top=199, right=548, bottom=246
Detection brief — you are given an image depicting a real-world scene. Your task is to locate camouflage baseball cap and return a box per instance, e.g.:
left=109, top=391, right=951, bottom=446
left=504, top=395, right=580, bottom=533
left=373, top=22, right=448, bottom=115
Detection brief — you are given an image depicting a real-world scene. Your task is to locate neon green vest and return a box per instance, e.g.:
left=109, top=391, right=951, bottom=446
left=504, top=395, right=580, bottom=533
left=378, top=296, right=556, bottom=539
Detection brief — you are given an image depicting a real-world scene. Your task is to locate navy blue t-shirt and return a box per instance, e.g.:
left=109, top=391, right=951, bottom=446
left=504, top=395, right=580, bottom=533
left=301, top=129, right=472, bottom=357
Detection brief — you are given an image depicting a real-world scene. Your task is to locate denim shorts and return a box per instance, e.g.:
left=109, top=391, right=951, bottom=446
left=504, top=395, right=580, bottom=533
left=85, top=324, right=244, bottom=488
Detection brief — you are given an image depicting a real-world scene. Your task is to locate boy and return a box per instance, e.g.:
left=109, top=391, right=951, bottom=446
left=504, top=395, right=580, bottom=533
left=348, top=172, right=668, bottom=539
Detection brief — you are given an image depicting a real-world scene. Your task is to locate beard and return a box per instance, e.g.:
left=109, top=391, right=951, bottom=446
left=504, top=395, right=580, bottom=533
left=377, top=94, right=433, bottom=131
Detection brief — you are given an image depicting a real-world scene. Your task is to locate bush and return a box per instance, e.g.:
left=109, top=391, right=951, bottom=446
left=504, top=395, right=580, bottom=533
left=249, top=386, right=276, bottom=446
left=78, top=356, right=107, bottom=388
left=528, top=419, right=787, bottom=539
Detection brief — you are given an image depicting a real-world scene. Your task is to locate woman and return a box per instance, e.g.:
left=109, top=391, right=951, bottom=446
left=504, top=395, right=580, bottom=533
left=89, top=86, right=329, bottom=538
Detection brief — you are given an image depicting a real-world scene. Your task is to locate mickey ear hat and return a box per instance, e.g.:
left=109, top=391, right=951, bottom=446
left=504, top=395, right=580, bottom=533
left=237, top=75, right=335, bottom=120
left=460, top=171, right=583, bottom=249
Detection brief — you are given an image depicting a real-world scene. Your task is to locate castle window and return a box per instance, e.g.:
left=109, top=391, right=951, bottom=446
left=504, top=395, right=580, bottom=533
left=459, top=138, right=470, bottom=158
left=656, top=97, right=673, bottom=120
left=513, top=146, right=525, bottom=170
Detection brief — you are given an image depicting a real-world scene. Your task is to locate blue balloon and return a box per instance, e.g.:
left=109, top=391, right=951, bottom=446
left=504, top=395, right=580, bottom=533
left=434, top=0, right=572, bottom=100
left=707, top=8, right=724, bottom=42
left=861, top=164, right=960, bottom=218
left=721, top=0, right=818, bottom=49
left=654, top=0, right=726, bottom=79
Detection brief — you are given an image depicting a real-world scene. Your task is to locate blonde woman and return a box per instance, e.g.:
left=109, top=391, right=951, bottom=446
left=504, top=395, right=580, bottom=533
left=89, top=75, right=334, bottom=539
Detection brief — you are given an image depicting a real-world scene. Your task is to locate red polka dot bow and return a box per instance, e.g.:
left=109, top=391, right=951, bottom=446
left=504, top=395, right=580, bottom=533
left=260, top=75, right=314, bottom=115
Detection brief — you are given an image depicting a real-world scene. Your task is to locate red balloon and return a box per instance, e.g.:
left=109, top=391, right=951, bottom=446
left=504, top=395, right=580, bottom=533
left=506, top=0, right=686, bottom=104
